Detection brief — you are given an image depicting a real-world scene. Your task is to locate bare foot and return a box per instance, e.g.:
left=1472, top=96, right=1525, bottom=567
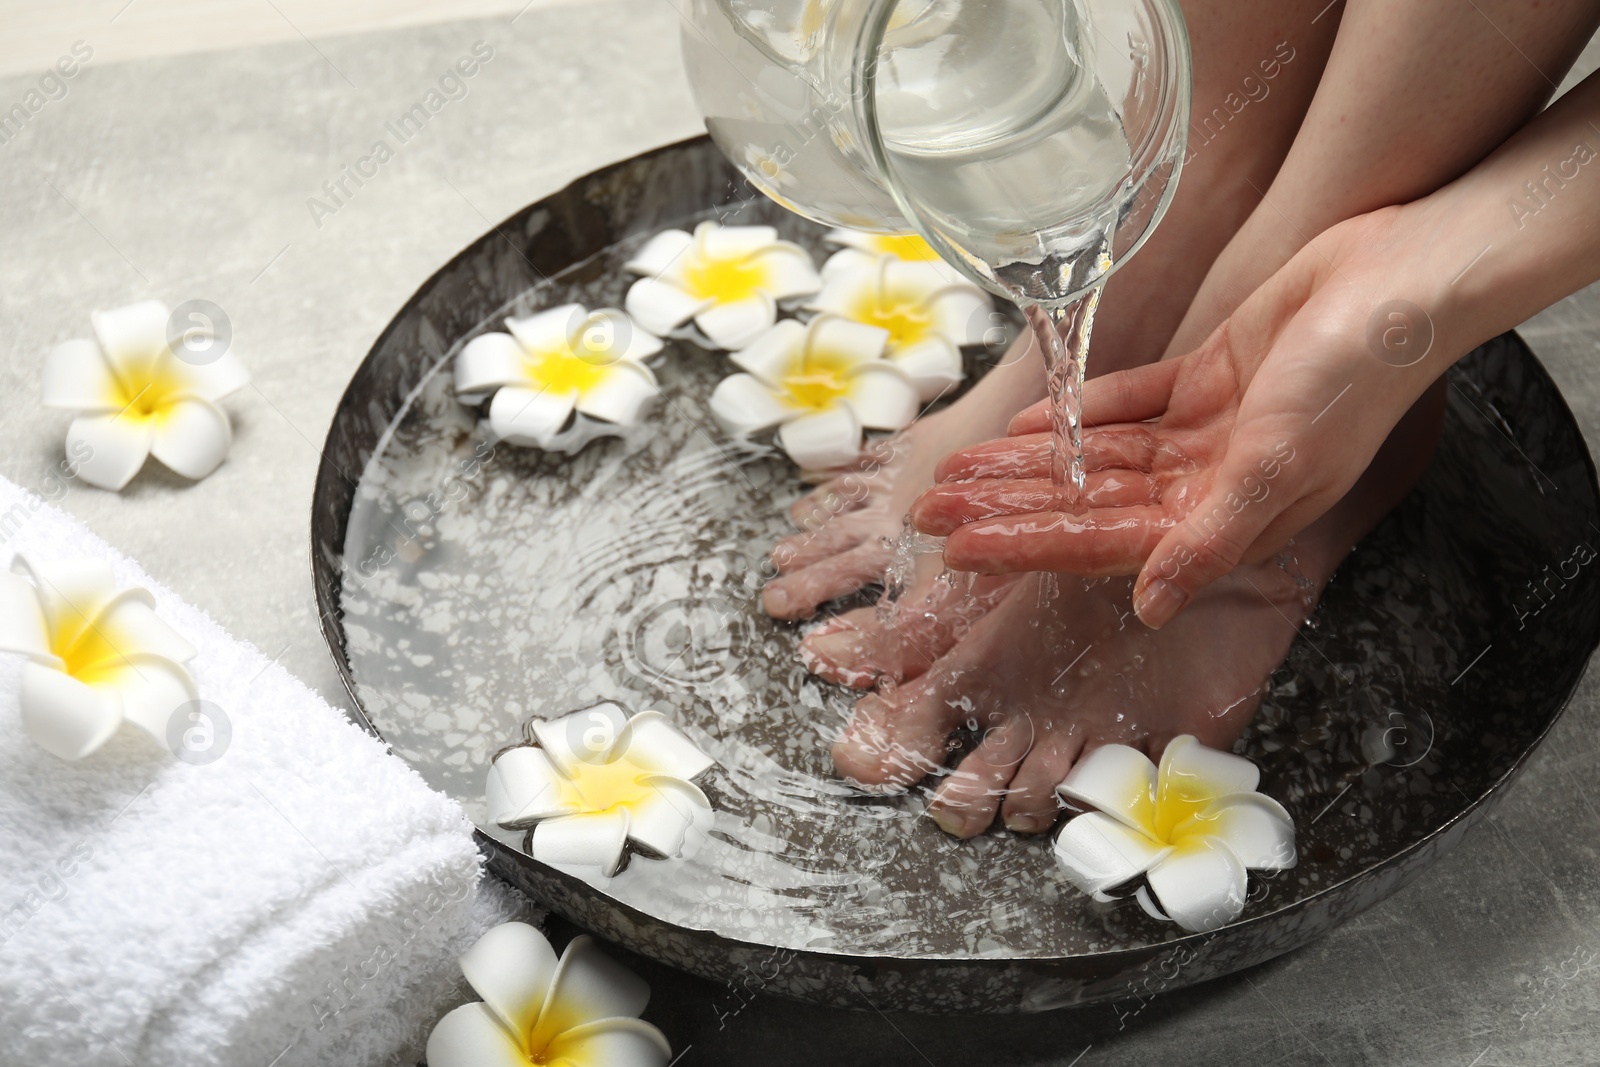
left=832, top=386, right=1445, bottom=836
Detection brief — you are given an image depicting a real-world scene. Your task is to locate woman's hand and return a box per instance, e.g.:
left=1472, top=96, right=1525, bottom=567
left=912, top=205, right=1458, bottom=626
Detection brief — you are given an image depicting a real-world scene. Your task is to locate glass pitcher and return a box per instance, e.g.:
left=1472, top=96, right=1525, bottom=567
left=678, top=0, right=1192, bottom=306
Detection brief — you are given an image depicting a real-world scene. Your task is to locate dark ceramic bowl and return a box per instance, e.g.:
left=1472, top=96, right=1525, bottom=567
left=311, top=136, right=1600, bottom=1013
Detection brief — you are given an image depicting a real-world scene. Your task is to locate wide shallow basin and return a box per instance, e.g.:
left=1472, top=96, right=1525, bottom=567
left=312, top=136, right=1600, bottom=1013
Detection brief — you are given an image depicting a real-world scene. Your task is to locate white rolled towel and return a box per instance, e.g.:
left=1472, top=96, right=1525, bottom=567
left=0, top=475, right=535, bottom=1066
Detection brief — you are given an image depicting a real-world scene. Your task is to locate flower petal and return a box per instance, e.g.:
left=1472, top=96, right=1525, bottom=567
left=694, top=293, right=777, bottom=350
left=708, top=374, right=793, bottom=438
left=625, top=278, right=710, bottom=337
left=805, top=315, right=890, bottom=368
left=746, top=244, right=822, bottom=300
left=1144, top=836, right=1248, bottom=933
left=456, top=332, right=529, bottom=400
left=543, top=1017, right=672, bottom=1067
left=42, top=338, right=123, bottom=412
left=488, top=386, right=577, bottom=448
left=925, top=282, right=994, bottom=346
left=425, top=1002, right=528, bottom=1067
left=529, top=934, right=652, bottom=1051
left=94, top=653, right=198, bottom=741
left=166, top=350, right=250, bottom=402
left=819, top=246, right=880, bottom=282
left=623, top=228, right=695, bottom=279
left=457, top=921, right=561, bottom=1048
left=890, top=337, right=964, bottom=402
left=1177, top=793, right=1297, bottom=871
left=618, top=710, right=715, bottom=779
left=0, top=570, right=54, bottom=661
left=626, top=776, right=713, bottom=860
left=1155, top=735, right=1261, bottom=838
left=1052, top=810, right=1171, bottom=895
left=805, top=272, right=867, bottom=318
left=20, top=661, right=123, bottom=760
left=1135, top=884, right=1170, bottom=922
left=776, top=405, right=861, bottom=470
left=506, top=305, right=582, bottom=353
left=80, top=587, right=196, bottom=667
left=823, top=228, right=880, bottom=253
left=728, top=320, right=806, bottom=388
left=697, top=222, right=779, bottom=259
left=531, top=810, right=631, bottom=877
left=843, top=364, right=918, bottom=432
left=12, top=556, right=118, bottom=642
left=149, top=395, right=232, bottom=481
left=574, top=362, right=658, bottom=427
left=1057, top=743, right=1158, bottom=836
left=488, top=746, right=581, bottom=828
left=532, top=702, right=632, bottom=774
left=90, top=300, right=170, bottom=387
left=587, top=308, right=664, bottom=362
left=67, top=413, right=153, bottom=491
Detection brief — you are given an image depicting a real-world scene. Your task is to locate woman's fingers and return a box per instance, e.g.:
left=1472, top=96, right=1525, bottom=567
left=1130, top=440, right=1301, bottom=628
left=1007, top=358, right=1183, bottom=436
left=934, top=427, right=1168, bottom=483
left=911, top=472, right=1164, bottom=536
left=941, top=506, right=1174, bottom=575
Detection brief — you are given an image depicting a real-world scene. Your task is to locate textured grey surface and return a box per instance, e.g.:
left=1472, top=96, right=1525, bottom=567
left=2, top=5, right=1600, bottom=1065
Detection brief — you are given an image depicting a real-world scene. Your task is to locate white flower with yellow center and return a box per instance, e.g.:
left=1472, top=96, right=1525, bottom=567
left=1053, top=735, right=1297, bottom=933
left=0, top=555, right=197, bottom=761
left=623, top=221, right=822, bottom=350
left=811, top=231, right=992, bottom=402
left=42, top=300, right=249, bottom=491
left=820, top=228, right=972, bottom=286
left=454, top=304, right=663, bottom=449
left=427, top=922, right=671, bottom=1067
left=708, top=315, right=919, bottom=470
left=486, top=702, right=716, bottom=879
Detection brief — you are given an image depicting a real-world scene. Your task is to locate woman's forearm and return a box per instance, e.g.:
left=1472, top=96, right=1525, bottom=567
left=1428, top=69, right=1600, bottom=372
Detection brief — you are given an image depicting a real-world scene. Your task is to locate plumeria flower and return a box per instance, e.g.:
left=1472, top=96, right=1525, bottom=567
left=1053, top=735, right=1297, bottom=933
left=486, top=701, right=716, bottom=879
left=623, top=221, right=822, bottom=350
left=42, top=300, right=249, bottom=490
left=708, top=315, right=919, bottom=470
left=807, top=252, right=991, bottom=402
left=454, top=304, right=663, bottom=449
left=0, top=555, right=197, bottom=761
left=427, top=922, right=671, bottom=1067
left=820, top=227, right=973, bottom=287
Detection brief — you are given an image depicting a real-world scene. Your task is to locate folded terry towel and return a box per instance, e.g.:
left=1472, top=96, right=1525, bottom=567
left=0, top=475, right=534, bottom=1067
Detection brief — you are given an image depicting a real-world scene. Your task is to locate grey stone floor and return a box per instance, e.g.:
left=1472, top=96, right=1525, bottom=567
left=2, top=5, right=1599, bottom=1065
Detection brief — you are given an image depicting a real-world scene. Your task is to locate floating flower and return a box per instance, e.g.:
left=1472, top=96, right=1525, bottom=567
left=1053, top=735, right=1296, bottom=933
left=708, top=315, right=919, bottom=470
left=820, top=227, right=972, bottom=286
left=486, top=701, right=716, bottom=878
left=427, top=922, right=670, bottom=1067
left=0, top=555, right=197, bottom=761
left=623, top=221, right=822, bottom=350
left=454, top=304, right=663, bottom=449
left=808, top=252, right=990, bottom=402
left=42, top=300, right=249, bottom=490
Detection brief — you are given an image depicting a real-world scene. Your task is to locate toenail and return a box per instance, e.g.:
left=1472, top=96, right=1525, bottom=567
left=1004, top=813, right=1054, bottom=834
left=929, top=807, right=968, bottom=837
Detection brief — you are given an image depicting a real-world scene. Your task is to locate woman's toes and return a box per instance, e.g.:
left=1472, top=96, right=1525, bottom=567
left=772, top=518, right=870, bottom=572
left=831, top=673, right=963, bottom=791
left=927, top=712, right=1035, bottom=838
left=999, top=728, right=1084, bottom=833
left=762, top=543, right=890, bottom=620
